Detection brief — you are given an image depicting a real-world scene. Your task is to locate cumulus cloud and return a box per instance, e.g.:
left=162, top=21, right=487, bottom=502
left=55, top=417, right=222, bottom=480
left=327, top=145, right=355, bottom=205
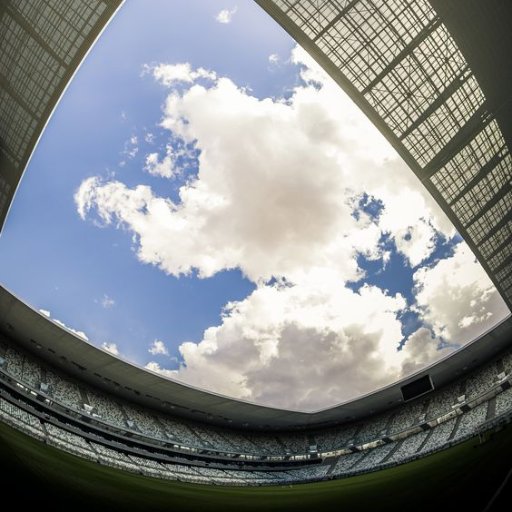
left=149, top=62, right=216, bottom=86
left=76, top=49, right=411, bottom=284
left=143, top=141, right=197, bottom=179
left=399, top=327, right=453, bottom=376
left=145, top=361, right=176, bottom=378
left=75, top=47, right=508, bottom=410
left=378, top=194, right=440, bottom=268
left=149, top=339, right=169, bottom=356
left=168, top=282, right=408, bottom=409
left=39, top=309, right=51, bottom=318
left=101, top=342, right=119, bottom=356
left=164, top=279, right=470, bottom=410
left=413, top=243, right=509, bottom=344
left=215, top=7, right=237, bottom=24
left=144, top=149, right=175, bottom=178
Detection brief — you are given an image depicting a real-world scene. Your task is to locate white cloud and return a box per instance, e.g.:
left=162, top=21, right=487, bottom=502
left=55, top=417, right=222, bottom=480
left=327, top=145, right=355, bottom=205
left=215, top=7, right=237, bottom=24
left=101, top=294, right=115, bottom=309
left=149, top=339, right=169, bottom=356
left=75, top=47, right=508, bottom=410
left=101, top=342, right=119, bottom=356
left=378, top=196, right=440, bottom=268
left=413, top=242, right=509, bottom=344
left=268, top=53, right=279, bottom=65
left=77, top=52, right=405, bottom=284
left=39, top=309, right=51, bottom=317
left=168, top=282, right=412, bottom=409
left=399, top=327, right=453, bottom=376
left=119, top=134, right=139, bottom=167
left=162, top=279, right=470, bottom=410
left=144, top=150, right=175, bottom=178
left=143, top=141, right=197, bottom=179
left=145, top=361, right=177, bottom=379
left=149, top=63, right=216, bottom=87
left=124, top=134, right=138, bottom=159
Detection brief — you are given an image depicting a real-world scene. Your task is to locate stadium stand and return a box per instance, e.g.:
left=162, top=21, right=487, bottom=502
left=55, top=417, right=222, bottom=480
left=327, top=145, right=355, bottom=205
left=1, top=333, right=512, bottom=485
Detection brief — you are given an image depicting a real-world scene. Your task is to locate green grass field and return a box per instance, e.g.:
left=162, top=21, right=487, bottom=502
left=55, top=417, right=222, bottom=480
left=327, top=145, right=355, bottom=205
left=1, top=421, right=511, bottom=512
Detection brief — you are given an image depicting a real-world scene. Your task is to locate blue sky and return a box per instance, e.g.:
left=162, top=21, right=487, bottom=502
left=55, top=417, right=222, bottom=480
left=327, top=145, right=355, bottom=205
left=0, top=0, right=281, bottom=363
left=0, top=1, right=508, bottom=411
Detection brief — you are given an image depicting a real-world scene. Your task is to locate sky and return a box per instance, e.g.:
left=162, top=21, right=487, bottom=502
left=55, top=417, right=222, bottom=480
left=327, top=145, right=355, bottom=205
left=0, top=0, right=509, bottom=412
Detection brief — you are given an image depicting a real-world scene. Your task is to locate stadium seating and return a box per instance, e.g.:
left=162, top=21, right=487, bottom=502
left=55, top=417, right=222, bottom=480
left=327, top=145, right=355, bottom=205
left=387, top=431, right=429, bottom=462
left=1, top=339, right=512, bottom=486
left=495, top=386, right=512, bottom=416
left=452, top=403, right=488, bottom=440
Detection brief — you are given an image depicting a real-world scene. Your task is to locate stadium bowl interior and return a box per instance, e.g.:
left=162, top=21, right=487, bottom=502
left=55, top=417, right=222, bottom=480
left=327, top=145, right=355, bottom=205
left=0, top=0, right=511, bottom=510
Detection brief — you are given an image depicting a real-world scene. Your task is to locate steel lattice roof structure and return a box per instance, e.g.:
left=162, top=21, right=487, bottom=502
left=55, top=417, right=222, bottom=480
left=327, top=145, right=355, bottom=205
left=0, top=0, right=511, bottom=430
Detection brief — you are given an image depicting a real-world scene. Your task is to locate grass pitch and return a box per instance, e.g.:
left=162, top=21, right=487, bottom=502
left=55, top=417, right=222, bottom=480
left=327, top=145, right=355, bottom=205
left=1, top=421, right=512, bottom=512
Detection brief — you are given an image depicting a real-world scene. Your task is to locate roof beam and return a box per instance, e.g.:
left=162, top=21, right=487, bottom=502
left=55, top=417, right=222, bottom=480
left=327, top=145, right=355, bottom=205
left=399, top=66, right=471, bottom=141
left=361, top=17, right=442, bottom=96
left=464, top=181, right=511, bottom=229
left=493, top=252, right=512, bottom=275
left=420, top=103, right=492, bottom=180
left=477, top=211, right=512, bottom=246
left=448, top=147, right=509, bottom=206
left=483, top=229, right=512, bottom=262
left=5, top=1, right=67, bottom=68
left=0, top=71, right=36, bottom=119
left=312, top=0, right=363, bottom=42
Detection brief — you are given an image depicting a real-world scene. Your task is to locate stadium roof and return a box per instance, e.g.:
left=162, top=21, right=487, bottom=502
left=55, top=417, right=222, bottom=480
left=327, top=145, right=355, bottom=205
left=1, top=285, right=511, bottom=429
left=0, top=0, right=511, bottom=429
